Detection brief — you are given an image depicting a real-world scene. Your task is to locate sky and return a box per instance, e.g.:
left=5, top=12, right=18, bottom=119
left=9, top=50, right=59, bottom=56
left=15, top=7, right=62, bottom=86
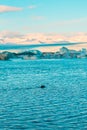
left=0, top=0, right=87, bottom=50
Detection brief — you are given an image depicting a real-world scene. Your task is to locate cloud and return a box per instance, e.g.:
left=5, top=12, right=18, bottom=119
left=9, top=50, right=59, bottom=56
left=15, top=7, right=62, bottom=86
left=28, top=5, right=37, bottom=9
left=0, top=5, right=23, bottom=13
left=31, top=16, right=45, bottom=20
left=55, top=18, right=87, bottom=26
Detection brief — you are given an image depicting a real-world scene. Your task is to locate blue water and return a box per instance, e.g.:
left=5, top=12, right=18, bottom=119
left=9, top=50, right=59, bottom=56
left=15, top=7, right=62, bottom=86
left=0, top=42, right=82, bottom=50
left=0, top=59, right=87, bottom=130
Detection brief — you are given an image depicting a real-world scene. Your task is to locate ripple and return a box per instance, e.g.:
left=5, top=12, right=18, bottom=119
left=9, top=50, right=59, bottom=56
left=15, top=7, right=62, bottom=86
left=0, top=59, right=87, bottom=129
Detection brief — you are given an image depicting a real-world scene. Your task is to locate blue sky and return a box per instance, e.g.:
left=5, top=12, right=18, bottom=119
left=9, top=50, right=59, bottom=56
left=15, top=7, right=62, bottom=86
left=0, top=0, right=87, bottom=34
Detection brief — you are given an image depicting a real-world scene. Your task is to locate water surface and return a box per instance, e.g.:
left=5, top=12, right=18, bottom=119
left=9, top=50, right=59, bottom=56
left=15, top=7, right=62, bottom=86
left=0, top=59, right=87, bottom=130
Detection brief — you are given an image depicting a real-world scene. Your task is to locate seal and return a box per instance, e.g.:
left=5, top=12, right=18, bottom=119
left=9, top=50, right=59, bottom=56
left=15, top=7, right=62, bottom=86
left=41, top=85, right=45, bottom=88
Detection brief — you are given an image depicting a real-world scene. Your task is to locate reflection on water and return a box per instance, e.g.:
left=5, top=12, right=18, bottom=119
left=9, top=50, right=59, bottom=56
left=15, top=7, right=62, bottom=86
left=0, top=59, right=87, bottom=130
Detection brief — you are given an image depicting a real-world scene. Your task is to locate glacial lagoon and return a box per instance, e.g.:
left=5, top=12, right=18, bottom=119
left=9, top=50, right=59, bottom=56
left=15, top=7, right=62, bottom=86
left=0, top=59, right=87, bottom=130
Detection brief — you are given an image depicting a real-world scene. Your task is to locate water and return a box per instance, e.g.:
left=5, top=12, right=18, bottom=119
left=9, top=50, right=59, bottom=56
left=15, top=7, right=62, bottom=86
left=0, top=42, right=82, bottom=51
left=0, top=59, right=87, bottom=130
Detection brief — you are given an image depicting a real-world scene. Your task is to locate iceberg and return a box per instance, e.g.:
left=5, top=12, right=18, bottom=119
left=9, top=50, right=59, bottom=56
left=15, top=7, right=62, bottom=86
left=0, top=47, right=87, bottom=60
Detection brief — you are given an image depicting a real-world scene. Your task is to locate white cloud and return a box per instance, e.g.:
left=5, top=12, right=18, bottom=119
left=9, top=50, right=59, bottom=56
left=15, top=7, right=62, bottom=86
left=31, top=16, right=45, bottom=20
left=54, top=18, right=87, bottom=26
left=28, top=5, right=37, bottom=9
left=0, top=5, right=23, bottom=13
